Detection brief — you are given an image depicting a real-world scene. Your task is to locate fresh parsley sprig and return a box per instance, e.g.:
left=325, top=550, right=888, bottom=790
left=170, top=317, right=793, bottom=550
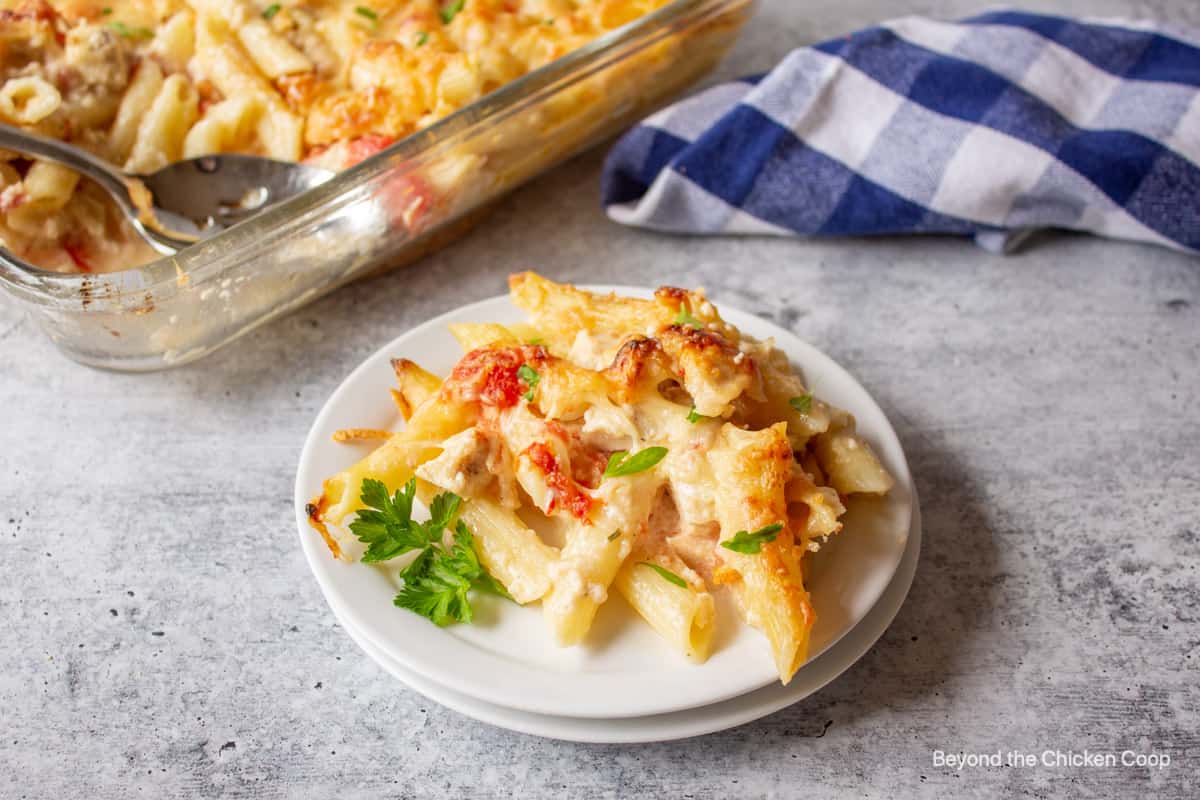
left=350, top=478, right=507, bottom=625
left=788, top=394, right=813, bottom=414
left=350, top=479, right=426, bottom=562
left=640, top=562, right=687, bottom=588
left=603, top=446, right=668, bottom=478
left=394, top=521, right=509, bottom=626
left=720, top=522, right=784, bottom=554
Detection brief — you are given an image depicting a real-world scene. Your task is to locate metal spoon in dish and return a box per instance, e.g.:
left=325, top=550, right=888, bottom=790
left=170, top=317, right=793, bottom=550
left=0, top=123, right=334, bottom=255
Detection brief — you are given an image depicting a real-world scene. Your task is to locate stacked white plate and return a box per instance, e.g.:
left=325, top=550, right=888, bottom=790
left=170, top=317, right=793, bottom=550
left=294, top=289, right=920, bottom=743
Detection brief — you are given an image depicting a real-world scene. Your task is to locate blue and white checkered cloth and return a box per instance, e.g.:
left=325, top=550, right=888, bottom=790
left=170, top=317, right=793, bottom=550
left=601, top=11, right=1200, bottom=254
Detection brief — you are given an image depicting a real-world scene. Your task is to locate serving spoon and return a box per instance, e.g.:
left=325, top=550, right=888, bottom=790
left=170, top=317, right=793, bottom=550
left=0, top=123, right=334, bottom=255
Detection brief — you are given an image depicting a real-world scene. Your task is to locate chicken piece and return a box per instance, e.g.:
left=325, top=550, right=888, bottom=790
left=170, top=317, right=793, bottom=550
left=415, top=426, right=495, bottom=499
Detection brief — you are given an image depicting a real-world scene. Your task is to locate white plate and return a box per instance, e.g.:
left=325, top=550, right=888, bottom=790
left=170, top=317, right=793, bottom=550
left=295, top=287, right=914, bottom=718
left=328, top=502, right=921, bottom=743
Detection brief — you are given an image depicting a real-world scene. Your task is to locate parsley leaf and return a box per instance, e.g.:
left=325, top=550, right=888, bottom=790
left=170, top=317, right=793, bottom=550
left=349, top=477, right=469, bottom=565
left=415, top=30, right=428, bottom=45
left=355, top=5, right=377, bottom=19
left=351, top=479, right=507, bottom=624
left=720, top=522, right=784, bottom=554
left=471, top=568, right=513, bottom=600
left=674, top=305, right=703, bottom=329
left=101, top=6, right=112, bottom=14
left=262, top=3, right=280, bottom=19
left=526, top=337, right=544, bottom=345
left=686, top=406, right=707, bottom=424
left=607, top=529, right=622, bottom=542
left=394, top=550, right=471, bottom=626
left=108, top=21, right=153, bottom=38
left=350, top=479, right=432, bottom=563
left=603, top=446, right=668, bottom=478
left=640, top=562, right=687, bottom=588
left=439, top=0, right=464, bottom=24
left=427, top=491, right=461, bottom=533
left=517, top=363, right=539, bottom=401
left=393, top=521, right=508, bottom=624
left=788, top=394, right=813, bottom=414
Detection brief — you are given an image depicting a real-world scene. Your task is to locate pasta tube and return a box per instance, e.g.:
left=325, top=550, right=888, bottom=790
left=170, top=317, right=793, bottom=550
left=615, top=557, right=715, bottom=662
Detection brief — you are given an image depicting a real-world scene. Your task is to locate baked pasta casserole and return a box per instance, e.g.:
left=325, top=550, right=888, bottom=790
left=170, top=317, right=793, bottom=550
left=0, top=0, right=673, bottom=272
left=307, top=273, right=894, bottom=684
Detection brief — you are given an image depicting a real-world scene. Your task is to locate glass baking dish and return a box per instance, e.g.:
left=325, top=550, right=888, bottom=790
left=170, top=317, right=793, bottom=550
left=0, top=0, right=754, bottom=371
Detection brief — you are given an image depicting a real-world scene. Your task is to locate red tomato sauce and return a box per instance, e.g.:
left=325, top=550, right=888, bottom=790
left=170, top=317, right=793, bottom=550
left=444, top=344, right=548, bottom=410
left=524, top=442, right=594, bottom=521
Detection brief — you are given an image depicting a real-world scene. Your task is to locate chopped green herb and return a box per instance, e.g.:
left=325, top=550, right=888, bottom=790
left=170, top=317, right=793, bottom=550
left=355, top=5, right=377, bottom=21
left=108, top=21, right=153, bottom=39
left=394, top=521, right=510, bottom=625
left=720, top=522, right=784, bottom=555
left=607, top=530, right=622, bottom=542
left=686, top=406, right=707, bottom=424
left=640, top=562, right=687, bottom=588
left=351, top=478, right=507, bottom=625
left=261, top=3, right=280, bottom=19
left=439, top=0, right=464, bottom=24
left=603, top=446, right=668, bottom=478
left=101, top=6, right=112, bottom=14
left=674, top=305, right=703, bottom=329
left=526, top=337, right=544, bottom=345
left=517, top=363, right=540, bottom=401
left=788, top=394, right=813, bottom=414
left=415, top=30, right=428, bottom=45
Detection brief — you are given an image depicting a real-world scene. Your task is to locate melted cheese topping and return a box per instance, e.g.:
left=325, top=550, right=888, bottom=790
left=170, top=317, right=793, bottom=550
left=0, top=0, right=674, bottom=272
left=428, top=312, right=783, bottom=577
left=312, top=275, right=896, bottom=680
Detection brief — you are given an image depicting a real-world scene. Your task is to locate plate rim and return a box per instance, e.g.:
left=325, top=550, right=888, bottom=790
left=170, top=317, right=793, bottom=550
left=295, top=285, right=914, bottom=718
left=327, top=500, right=922, bottom=743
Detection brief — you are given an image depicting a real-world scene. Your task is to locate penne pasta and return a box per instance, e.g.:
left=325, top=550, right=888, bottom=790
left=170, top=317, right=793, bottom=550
left=182, top=97, right=262, bottom=158
left=389, top=359, right=443, bottom=420
left=447, top=322, right=521, bottom=352
left=318, top=393, right=472, bottom=526
left=150, top=10, right=196, bottom=74
left=813, top=419, right=894, bottom=496
left=415, top=479, right=558, bottom=605
left=0, top=0, right=686, bottom=273
left=708, top=422, right=814, bottom=683
left=0, top=76, right=61, bottom=125
left=125, top=75, right=199, bottom=174
left=306, top=274, right=892, bottom=683
left=109, top=61, right=165, bottom=164
left=615, top=555, right=715, bottom=662
left=22, top=161, right=78, bottom=213
left=237, top=20, right=313, bottom=79
left=542, top=520, right=629, bottom=646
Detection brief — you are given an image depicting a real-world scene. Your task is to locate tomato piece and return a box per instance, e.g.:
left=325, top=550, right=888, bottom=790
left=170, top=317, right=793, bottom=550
left=524, top=442, right=594, bottom=521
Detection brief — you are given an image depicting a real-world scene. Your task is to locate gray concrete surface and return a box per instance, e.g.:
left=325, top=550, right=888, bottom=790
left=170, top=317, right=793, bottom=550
left=1, top=0, right=1198, bottom=797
